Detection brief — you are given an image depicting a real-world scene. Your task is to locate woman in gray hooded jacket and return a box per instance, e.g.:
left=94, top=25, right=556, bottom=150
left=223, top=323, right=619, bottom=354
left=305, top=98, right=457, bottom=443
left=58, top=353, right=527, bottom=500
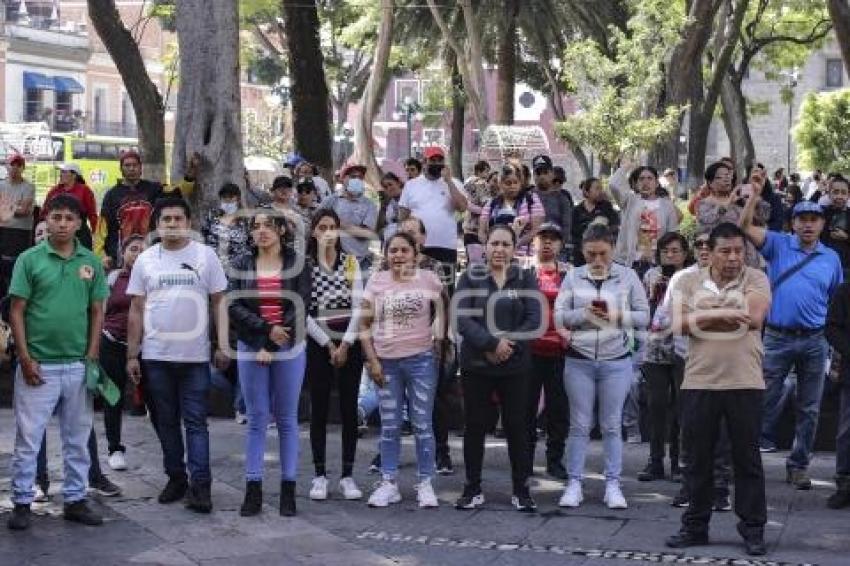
left=554, top=224, right=650, bottom=510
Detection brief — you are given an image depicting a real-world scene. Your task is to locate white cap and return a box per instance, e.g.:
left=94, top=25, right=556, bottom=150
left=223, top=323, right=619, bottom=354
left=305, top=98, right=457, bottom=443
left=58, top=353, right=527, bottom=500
left=59, top=163, right=81, bottom=176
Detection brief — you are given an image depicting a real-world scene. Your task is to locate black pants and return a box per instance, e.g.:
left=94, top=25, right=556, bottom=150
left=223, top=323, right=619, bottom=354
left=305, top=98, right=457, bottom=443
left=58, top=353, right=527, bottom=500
left=0, top=227, right=31, bottom=298
left=307, top=338, right=363, bottom=477
left=643, top=358, right=684, bottom=465
left=680, top=389, right=766, bottom=538
left=101, top=334, right=130, bottom=454
left=462, top=371, right=530, bottom=492
left=526, top=354, right=568, bottom=464
left=36, top=428, right=103, bottom=488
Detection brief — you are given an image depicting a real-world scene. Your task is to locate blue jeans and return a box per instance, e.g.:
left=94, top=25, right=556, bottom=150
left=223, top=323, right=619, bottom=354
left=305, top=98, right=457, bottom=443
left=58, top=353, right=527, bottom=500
left=760, top=330, right=829, bottom=470
left=210, top=363, right=245, bottom=414
left=378, top=351, right=438, bottom=481
left=238, top=342, right=306, bottom=481
left=143, top=361, right=211, bottom=483
left=564, top=356, right=633, bottom=482
left=12, top=362, right=92, bottom=504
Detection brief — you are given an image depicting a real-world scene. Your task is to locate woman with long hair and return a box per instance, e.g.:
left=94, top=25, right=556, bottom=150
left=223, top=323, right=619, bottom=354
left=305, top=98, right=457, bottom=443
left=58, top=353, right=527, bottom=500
left=305, top=209, right=365, bottom=502
left=361, top=231, right=445, bottom=508
left=455, top=224, right=542, bottom=513
left=228, top=209, right=311, bottom=517
left=41, top=163, right=98, bottom=249
left=478, top=164, right=545, bottom=257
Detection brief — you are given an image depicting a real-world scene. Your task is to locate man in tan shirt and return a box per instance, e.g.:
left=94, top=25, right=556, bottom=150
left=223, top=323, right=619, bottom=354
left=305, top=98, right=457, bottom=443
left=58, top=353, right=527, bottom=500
left=664, top=222, right=771, bottom=557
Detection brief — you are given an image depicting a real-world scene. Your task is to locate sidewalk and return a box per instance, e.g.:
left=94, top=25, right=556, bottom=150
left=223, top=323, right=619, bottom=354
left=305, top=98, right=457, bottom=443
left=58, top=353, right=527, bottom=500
left=1, top=408, right=849, bottom=565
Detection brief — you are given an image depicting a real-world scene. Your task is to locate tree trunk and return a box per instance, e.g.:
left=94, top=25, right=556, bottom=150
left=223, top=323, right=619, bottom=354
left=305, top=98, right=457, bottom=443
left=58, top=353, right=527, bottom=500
left=282, top=0, right=333, bottom=178
left=448, top=49, right=465, bottom=179
left=720, top=73, right=755, bottom=175
left=828, top=0, right=850, bottom=76
left=495, top=0, right=519, bottom=125
left=355, top=0, right=394, bottom=190
left=88, top=0, right=165, bottom=181
left=173, top=0, right=243, bottom=213
left=427, top=0, right=488, bottom=129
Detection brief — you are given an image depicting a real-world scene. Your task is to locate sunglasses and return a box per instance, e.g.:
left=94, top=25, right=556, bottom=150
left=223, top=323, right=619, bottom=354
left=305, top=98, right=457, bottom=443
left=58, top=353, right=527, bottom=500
left=694, top=240, right=710, bottom=248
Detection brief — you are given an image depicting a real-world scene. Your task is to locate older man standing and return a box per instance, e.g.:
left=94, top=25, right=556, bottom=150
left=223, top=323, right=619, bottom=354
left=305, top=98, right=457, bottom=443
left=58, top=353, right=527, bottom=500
left=320, top=164, right=378, bottom=269
left=741, top=173, right=843, bottom=489
left=665, top=222, right=771, bottom=556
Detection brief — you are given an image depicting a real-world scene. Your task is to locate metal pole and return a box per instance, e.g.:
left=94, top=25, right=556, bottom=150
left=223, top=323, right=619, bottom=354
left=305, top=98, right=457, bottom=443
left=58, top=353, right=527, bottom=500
left=406, top=106, right=413, bottom=158
left=787, top=93, right=792, bottom=174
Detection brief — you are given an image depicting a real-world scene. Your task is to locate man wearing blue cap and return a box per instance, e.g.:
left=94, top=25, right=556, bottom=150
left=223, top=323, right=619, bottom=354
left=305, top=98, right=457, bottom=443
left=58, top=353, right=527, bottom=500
left=741, top=171, right=843, bottom=489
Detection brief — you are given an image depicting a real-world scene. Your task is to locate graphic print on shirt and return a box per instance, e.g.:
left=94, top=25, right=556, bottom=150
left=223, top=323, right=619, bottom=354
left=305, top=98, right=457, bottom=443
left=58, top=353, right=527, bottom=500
left=117, top=196, right=154, bottom=253
left=638, top=205, right=659, bottom=258
left=379, top=290, right=426, bottom=335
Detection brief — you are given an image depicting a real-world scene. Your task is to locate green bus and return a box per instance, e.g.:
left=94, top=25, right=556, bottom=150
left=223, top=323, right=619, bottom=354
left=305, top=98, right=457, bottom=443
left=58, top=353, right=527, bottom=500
left=1, top=128, right=139, bottom=204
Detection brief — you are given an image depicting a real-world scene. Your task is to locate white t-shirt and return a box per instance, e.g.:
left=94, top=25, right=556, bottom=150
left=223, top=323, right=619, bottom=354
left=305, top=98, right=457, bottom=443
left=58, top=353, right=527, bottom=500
left=127, top=241, right=228, bottom=362
left=399, top=175, right=465, bottom=250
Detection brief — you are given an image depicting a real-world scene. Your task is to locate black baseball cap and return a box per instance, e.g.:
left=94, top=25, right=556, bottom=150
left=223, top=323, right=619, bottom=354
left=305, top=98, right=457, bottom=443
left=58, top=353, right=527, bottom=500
left=536, top=221, right=563, bottom=239
left=532, top=154, right=553, bottom=171
left=296, top=176, right=315, bottom=191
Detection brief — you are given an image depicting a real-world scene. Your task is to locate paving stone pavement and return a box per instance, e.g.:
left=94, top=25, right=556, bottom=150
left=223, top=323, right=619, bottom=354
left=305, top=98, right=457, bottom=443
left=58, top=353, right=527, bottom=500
left=1, top=408, right=849, bottom=565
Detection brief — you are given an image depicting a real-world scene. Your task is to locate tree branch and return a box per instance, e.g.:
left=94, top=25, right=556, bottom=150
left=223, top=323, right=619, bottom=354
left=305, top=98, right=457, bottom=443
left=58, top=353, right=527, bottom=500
left=252, top=24, right=284, bottom=57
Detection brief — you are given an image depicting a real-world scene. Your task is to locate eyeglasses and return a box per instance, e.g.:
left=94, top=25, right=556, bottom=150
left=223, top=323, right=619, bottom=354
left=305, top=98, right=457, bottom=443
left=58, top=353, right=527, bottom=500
left=694, top=240, right=710, bottom=248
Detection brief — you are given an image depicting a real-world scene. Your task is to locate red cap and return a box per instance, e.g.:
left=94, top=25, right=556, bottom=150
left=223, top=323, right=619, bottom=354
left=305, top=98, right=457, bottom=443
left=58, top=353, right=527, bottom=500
left=8, top=154, right=25, bottom=167
left=339, top=164, right=367, bottom=178
left=423, top=146, right=445, bottom=160
left=119, top=149, right=142, bottom=165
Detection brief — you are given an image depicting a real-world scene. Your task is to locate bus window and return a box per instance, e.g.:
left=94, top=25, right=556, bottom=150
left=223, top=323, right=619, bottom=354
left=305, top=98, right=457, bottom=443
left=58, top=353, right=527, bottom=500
left=101, top=144, right=119, bottom=160
left=86, top=143, right=102, bottom=159
left=72, top=141, right=86, bottom=160
left=52, top=138, right=65, bottom=161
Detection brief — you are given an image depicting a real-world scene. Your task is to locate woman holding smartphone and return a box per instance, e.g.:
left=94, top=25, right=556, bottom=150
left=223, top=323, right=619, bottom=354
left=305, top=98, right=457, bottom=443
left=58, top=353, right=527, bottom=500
left=637, top=232, right=692, bottom=483
left=555, top=224, right=649, bottom=509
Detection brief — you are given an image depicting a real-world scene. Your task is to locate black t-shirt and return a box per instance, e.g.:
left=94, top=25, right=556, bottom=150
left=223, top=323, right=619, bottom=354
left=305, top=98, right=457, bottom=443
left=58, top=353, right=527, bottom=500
left=823, top=206, right=850, bottom=271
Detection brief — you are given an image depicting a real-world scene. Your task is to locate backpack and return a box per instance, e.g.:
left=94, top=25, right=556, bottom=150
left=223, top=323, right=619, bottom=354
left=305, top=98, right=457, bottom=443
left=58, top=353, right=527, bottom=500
left=488, top=189, right=536, bottom=226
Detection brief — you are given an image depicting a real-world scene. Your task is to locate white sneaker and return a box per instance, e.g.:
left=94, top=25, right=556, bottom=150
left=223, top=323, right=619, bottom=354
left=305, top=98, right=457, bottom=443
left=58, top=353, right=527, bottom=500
left=339, top=476, right=363, bottom=500
left=309, top=476, right=328, bottom=500
left=415, top=479, right=439, bottom=508
left=368, top=480, right=401, bottom=507
left=33, top=485, right=49, bottom=503
left=559, top=479, right=583, bottom=508
left=604, top=480, right=628, bottom=509
left=108, top=450, right=127, bottom=471
left=235, top=412, right=247, bottom=425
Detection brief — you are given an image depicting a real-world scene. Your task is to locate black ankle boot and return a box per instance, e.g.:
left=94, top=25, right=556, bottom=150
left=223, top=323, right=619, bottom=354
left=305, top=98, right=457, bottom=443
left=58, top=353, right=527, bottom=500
left=280, top=480, right=296, bottom=517
left=240, top=481, right=263, bottom=517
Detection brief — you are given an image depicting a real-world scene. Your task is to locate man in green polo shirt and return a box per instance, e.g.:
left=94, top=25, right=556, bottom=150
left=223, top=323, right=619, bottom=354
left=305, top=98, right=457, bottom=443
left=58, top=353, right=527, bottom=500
left=7, top=194, right=109, bottom=531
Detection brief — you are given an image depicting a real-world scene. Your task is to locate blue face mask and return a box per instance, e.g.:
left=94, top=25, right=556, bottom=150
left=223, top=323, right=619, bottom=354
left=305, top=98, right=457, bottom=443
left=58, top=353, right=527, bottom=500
left=347, top=178, right=365, bottom=196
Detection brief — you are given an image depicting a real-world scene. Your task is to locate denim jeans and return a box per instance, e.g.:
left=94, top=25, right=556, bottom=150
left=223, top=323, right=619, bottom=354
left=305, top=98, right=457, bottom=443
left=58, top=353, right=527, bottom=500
left=210, top=363, right=245, bottom=415
left=238, top=342, right=306, bottom=482
left=12, top=362, right=93, bottom=504
left=564, top=356, right=633, bottom=482
left=143, top=360, right=211, bottom=483
left=378, top=351, right=438, bottom=481
left=760, top=330, right=829, bottom=470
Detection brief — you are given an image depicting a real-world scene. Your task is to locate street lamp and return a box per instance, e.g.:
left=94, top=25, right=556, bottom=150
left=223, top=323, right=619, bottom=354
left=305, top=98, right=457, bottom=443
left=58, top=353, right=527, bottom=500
left=392, top=95, right=422, bottom=158
left=782, top=68, right=800, bottom=174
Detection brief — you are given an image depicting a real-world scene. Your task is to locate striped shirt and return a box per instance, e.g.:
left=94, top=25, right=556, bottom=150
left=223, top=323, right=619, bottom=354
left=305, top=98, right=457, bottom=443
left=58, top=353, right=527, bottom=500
left=257, top=275, right=283, bottom=325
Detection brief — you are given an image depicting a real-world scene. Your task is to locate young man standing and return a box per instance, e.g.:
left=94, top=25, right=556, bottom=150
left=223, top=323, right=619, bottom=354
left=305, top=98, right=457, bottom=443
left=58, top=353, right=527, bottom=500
left=666, top=222, right=771, bottom=556
left=821, top=175, right=850, bottom=275
left=531, top=154, right=572, bottom=257
left=0, top=154, right=35, bottom=297
left=7, top=194, right=109, bottom=531
left=126, top=197, right=229, bottom=513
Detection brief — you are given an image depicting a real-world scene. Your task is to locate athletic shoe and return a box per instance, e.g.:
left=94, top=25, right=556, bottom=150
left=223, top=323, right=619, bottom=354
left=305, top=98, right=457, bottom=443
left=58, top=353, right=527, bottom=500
left=416, top=479, right=439, bottom=508
left=33, top=485, right=49, bottom=503
left=455, top=485, right=484, bottom=510
left=603, top=480, right=628, bottom=509
left=368, top=480, right=401, bottom=507
left=787, top=468, right=812, bottom=490
left=511, top=486, right=537, bottom=513
left=89, top=475, right=121, bottom=497
left=713, top=491, right=731, bottom=512
left=671, top=487, right=689, bottom=508
left=235, top=412, right=247, bottom=425
left=369, top=453, right=382, bottom=474
left=436, top=453, right=454, bottom=475
left=309, top=476, right=328, bottom=501
left=108, top=451, right=127, bottom=471
left=339, top=476, right=363, bottom=500
left=63, top=500, right=103, bottom=526
left=665, top=530, right=708, bottom=549
left=559, top=479, right=583, bottom=508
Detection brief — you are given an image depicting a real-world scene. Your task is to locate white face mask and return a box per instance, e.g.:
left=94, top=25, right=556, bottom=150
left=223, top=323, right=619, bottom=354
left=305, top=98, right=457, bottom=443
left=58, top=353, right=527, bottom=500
left=221, top=202, right=239, bottom=215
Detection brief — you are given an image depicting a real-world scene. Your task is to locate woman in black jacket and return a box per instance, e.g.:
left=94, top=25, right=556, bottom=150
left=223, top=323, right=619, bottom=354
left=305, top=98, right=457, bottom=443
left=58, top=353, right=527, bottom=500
left=454, top=224, right=542, bottom=513
left=228, top=209, right=311, bottom=517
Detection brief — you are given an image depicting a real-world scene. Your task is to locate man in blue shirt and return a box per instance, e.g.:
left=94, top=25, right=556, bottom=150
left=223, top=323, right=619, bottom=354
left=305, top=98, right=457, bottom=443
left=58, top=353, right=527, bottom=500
left=742, top=175, right=843, bottom=489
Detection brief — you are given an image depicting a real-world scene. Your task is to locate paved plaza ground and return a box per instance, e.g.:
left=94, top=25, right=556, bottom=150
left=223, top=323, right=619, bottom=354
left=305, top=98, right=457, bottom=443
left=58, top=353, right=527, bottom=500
left=1, top=408, right=849, bottom=566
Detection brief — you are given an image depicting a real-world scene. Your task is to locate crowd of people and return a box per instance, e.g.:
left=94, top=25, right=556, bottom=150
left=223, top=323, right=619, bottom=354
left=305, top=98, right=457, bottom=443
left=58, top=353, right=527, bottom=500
left=2, top=145, right=850, bottom=559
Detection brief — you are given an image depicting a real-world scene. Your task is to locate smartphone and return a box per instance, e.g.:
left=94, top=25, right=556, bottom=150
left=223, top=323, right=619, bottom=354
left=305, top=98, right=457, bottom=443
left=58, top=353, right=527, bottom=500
left=661, top=264, right=676, bottom=278
left=591, top=299, right=608, bottom=313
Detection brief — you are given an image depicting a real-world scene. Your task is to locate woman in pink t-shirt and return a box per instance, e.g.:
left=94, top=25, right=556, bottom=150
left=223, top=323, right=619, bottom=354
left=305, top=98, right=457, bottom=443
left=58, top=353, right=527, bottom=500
left=360, top=232, right=445, bottom=509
